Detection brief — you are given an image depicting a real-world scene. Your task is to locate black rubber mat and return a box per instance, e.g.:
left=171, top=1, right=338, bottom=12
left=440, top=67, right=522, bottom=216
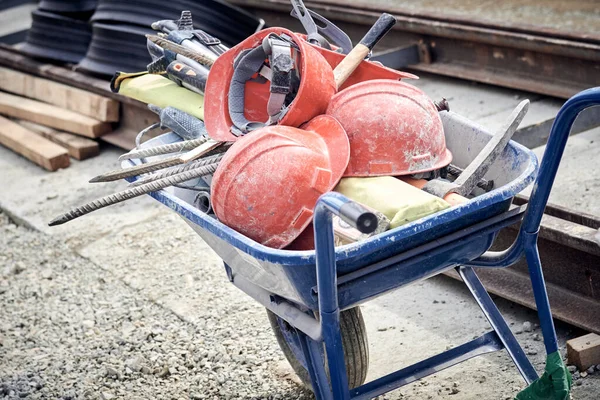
left=39, top=0, right=97, bottom=13
left=19, top=10, right=92, bottom=64
left=76, top=23, right=153, bottom=77
left=90, top=0, right=263, bottom=46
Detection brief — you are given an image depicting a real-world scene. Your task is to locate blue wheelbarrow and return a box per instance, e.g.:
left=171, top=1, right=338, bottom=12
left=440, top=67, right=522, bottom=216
left=137, top=88, right=600, bottom=399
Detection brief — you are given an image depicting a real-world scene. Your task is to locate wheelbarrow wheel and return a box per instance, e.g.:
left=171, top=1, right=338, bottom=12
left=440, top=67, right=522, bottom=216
left=267, top=307, right=369, bottom=390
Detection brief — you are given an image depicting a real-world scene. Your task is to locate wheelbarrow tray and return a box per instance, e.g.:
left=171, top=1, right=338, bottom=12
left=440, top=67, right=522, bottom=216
left=138, top=111, right=538, bottom=311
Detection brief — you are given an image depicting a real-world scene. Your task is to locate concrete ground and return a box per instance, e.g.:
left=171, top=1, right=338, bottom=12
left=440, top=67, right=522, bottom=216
left=1, top=80, right=600, bottom=397
left=333, top=0, right=600, bottom=38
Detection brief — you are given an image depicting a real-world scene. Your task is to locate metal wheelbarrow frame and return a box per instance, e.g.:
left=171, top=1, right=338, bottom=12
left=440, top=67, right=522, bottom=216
left=134, top=87, right=600, bottom=399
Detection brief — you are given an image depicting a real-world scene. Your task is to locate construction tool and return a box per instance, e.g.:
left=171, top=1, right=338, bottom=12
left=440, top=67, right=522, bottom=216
left=423, top=100, right=529, bottom=199
left=49, top=162, right=220, bottom=226
left=147, top=51, right=208, bottom=81
left=332, top=13, right=396, bottom=90
left=151, top=11, right=229, bottom=56
left=151, top=16, right=189, bottom=33
left=146, top=35, right=217, bottom=67
left=89, top=139, right=222, bottom=183
left=147, top=38, right=164, bottom=61
left=435, top=98, right=450, bottom=112
left=146, top=57, right=209, bottom=96
left=291, top=5, right=352, bottom=54
left=400, top=100, right=529, bottom=205
left=290, top=0, right=332, bottom=49
left=118, top=136, right=211, bottom=161
left=447, top=164, right=493, bottom=191
left=398, top=177, right=468, bottom=206
left=147, top=105, right=207, bottom=140
left=166, top=61, right=209, bottom=95
left=168, top=29, right=223, bottom=61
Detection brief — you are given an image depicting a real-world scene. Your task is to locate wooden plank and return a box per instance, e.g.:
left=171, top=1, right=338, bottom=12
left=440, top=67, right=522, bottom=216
left=0, top=67, right=120, bottom=122
left=567, top=333, right=600, bottom=371
left=0, top=91, right=112, bottom=138
left=17, top=120, right=100, bottom=160
left=0, top=45, right=141, bottom=106
left=0, top=115, right=69, bottom=171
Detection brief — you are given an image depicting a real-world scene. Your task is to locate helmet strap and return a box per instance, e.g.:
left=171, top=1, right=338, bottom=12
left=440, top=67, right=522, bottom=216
left=228, top=34, right=298, bottom=136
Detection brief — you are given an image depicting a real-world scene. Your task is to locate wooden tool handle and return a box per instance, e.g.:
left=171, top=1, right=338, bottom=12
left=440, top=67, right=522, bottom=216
left=399, top=177, right=467, bottom=206
left=333, top=13, right=396, bottom=89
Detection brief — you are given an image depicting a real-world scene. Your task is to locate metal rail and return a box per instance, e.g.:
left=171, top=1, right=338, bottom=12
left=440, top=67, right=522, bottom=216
left=448, top=196, right=600, bottom=334
left=234, top=0, right=600, bottom=99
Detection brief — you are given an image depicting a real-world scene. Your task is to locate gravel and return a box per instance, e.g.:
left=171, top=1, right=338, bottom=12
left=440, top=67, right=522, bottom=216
left=0, top=212, right=310, bottom=399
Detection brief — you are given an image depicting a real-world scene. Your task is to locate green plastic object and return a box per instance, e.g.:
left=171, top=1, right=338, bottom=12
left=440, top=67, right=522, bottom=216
left=515, top=351, right=572, bottom=400
left=334, top=176, right=450, bottom=229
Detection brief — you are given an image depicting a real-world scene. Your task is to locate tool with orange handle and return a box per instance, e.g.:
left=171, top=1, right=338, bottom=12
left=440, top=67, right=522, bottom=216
left=401, top=100, right=530, bottom=205
left=399, top=177, right=468, bottom=206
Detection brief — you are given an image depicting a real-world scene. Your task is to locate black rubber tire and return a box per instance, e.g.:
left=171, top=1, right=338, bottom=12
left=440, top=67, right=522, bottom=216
left=267, top=307, right=369, bottom=390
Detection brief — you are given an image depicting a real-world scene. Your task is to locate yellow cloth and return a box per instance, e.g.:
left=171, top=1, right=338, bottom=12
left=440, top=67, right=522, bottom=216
left=335, top=176, right=450, bottom=229
left=111, top=72, right=204, bottom=120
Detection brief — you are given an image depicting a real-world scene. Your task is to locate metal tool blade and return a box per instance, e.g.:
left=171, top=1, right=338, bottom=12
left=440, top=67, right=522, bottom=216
left=146, top=35, right=217, bottom=66
left=291, top=7, right=352, bottom=53
left=290, top=0, right=331, bottom=49
left=454, top=99, right=529, bottom=195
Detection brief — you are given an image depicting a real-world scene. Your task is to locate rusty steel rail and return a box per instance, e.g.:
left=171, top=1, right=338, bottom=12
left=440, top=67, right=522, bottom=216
left=234, top=0, right=600, bottom=99
left=445, top=196, right=600, bottom=334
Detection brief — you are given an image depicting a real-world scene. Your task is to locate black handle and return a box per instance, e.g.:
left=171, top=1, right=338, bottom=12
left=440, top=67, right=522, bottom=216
left=166, top=62, right=209, bottom=92
left=339, top=202, right=378, bottom=234
left=359, top=13, right=397, bottom=50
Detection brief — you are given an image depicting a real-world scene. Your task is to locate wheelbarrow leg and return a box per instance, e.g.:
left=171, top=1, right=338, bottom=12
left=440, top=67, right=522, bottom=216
left=297, top=331, right=335, bottom=400
left=522, top=233, right=559, bottom=355
left=458, top=266, right=538, bottom=384
left=314, top=196, right=355, bottom=400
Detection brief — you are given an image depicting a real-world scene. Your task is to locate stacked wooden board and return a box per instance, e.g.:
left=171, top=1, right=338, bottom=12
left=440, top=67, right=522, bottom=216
left=0, top=66, right=119, bottom=171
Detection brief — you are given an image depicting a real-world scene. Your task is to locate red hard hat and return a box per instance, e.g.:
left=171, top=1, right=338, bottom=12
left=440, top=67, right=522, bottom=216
left=204, top=27, right=336, bottom=142
left=327, top=80, right=452, bottom=177
left=211, top=115, right=349, bottom=248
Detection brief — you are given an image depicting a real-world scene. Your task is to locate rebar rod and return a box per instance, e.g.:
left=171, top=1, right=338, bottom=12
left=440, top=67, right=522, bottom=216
left=49, top=163, right=219, bottom=226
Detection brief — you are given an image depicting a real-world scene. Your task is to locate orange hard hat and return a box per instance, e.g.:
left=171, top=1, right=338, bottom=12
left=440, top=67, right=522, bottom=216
left=327, top=79, right=452, bottom=177
left=211, top=115, right=349, bottom=248
left=204, top=27, right=336, bottom=142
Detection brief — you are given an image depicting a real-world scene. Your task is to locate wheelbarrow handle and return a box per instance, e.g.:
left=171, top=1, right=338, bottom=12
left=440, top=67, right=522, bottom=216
left=316, top=192, right=378, bottom=234
left=312, top=192, right=376, bottom=399
left=471, top=86, right=600, bottom=267
left=522, top=86, right=600, bottom=234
